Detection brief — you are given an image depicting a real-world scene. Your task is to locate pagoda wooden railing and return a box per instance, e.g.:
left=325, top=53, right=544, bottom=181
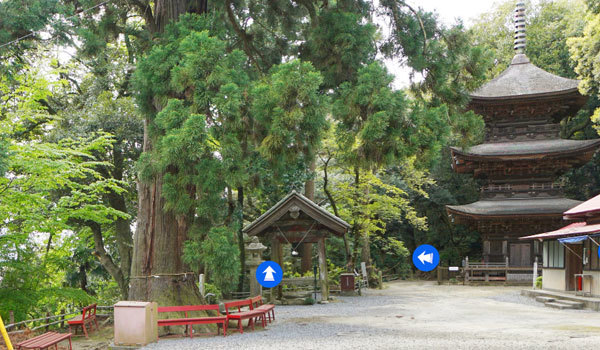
left=463, top=257, right=542, bottom=284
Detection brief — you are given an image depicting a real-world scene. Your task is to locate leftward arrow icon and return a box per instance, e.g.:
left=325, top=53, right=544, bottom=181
left=418, top=251, right=434, bottom=264
left=263, top=265, right=276, bottom=282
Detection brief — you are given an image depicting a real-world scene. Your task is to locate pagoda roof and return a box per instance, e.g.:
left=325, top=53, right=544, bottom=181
left=563, top=193, right=600, bottom=220
left=450, top=139, right=600, bottom=159
left=447, top=198, right=581, bottom=217
left=470, top=54, right=580, bottom=100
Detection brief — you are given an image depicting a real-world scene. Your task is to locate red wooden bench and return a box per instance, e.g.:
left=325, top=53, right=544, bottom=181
left=157, top=305, right=227, bottom=338
left=223, top=299, right=266, bottom=334
left=15, top=331, right=72, bottom=350
left=251, top=296, right=275, bottom=323
left=67, top=304, right=98, bottom=338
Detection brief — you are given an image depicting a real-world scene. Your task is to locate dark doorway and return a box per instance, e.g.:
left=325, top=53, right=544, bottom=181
left=509, top=243, right=531, bottom=267
left=565, top=244, right=583, bottom=291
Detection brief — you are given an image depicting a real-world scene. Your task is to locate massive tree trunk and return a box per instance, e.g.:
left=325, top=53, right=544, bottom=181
left=129, top=121, right=202, bottom=306
left=154, top=0, right=208, bottom=33
left=129, top=0, right=209, bottom=309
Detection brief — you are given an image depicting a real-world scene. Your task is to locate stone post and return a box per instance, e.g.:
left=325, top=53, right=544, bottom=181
left=245, top=237, right=267, bottom=297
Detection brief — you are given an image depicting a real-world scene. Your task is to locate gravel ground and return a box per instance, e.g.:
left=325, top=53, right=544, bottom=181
left=143, top=281, right=600, bottom=350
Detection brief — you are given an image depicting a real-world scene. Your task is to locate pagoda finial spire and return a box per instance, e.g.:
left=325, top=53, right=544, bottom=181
left=514, top=1, right=526, bottom=54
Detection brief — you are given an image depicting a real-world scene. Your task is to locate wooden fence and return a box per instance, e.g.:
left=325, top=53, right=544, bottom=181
left=5, top=306, right=113, bottom=335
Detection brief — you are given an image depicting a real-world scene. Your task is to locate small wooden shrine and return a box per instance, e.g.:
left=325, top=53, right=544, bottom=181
left=446, top=2, right=600, bottom=267
left=243, top=191, right=350, bottom=301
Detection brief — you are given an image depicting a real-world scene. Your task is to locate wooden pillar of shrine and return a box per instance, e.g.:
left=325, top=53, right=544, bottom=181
left=271, top=237, right=283, bottom=299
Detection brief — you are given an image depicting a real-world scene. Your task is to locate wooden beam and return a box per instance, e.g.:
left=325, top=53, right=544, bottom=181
left=271, top=238, right=283, bottom=300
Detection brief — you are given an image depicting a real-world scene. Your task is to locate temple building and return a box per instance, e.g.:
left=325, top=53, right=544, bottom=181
left=446, top=2, right=600, bottom=267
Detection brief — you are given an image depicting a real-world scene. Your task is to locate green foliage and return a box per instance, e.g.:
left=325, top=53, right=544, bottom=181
left=300, top=8, right=376, bottom=88
left=535, top=276, right=543, bottom=289
left=569, top=0, right=600, bottom=135
left=252, top=59, right=327, bottom=165
left=0, top=69, right=126, bottom=321
left=327, top=259, right=345, bottom=284
left=184, top=226, right=240, bottom=295
left=202, top=283, right=222, bottom=304
left=303, top=297, right=316, bottom=305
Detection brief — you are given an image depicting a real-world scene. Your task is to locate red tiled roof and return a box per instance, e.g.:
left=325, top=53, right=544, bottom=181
left=563, top=194, right=600, bottom=220
left=520, top=222, right=600, bottom=240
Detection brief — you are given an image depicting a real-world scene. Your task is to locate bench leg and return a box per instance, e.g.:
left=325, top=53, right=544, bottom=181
left=250, top=318, right=255, bottom=331
left=95, top=318, right=99, bottom=331
left=82, top=323, right=89, bottom=338
left=238, top=319, right=243, bottom=334
left=69, top=336, right=73, bottom=350
left=223, top=322, right=227, bottom=337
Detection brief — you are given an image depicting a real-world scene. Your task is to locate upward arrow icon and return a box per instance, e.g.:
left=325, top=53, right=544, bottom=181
left=263, top=266, right=276, bottom=282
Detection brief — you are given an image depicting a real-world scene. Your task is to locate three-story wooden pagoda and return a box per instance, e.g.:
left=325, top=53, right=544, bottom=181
left=446, top=2, right=600, bottom=267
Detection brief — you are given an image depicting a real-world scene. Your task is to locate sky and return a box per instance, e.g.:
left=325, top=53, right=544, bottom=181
left=387, top=0, right=502, bottom=87
left=414, top=0, right=499, bottom=26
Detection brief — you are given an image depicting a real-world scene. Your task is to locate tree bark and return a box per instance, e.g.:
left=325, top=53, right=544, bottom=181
left=301, top=161, right=316, bottom=273
left=154, top=0, right=208, bottom=33
left=128, top=0, right=210, bottom=318
left=89, top=221, right=128, bottom=299
left=237, top=186, right=246, bottom=292
left=321, top=155, right=352, bottom=269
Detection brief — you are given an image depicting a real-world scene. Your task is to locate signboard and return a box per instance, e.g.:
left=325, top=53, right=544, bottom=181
left=449, top=266, right=459, bottom=272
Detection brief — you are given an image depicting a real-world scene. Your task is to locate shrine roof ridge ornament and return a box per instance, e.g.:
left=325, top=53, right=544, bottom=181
left=242, top=190, right=350, bottom=237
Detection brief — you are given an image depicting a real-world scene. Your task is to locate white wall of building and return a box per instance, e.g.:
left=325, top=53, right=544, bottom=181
left=542, top=268, right=565, bottom=292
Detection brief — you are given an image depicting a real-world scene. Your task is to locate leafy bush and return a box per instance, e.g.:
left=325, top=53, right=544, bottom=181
left=202, top=283, right=222, bottom=304
left=303, top=297, right=315, bottom=305
left=184, top=226, right=240, bottom=296
left=535, top=276, right=542, bottom=289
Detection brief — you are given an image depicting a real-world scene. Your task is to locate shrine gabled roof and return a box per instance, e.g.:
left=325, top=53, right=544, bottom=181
left=446, top=198, right=581, bottom=217
left=450, top=139, right=600, bottom=159
left=242, top=190, right=350, bottom=237
left=563, top=193, right=600, bottom=220
left=470, top=54, right=580, bottom=100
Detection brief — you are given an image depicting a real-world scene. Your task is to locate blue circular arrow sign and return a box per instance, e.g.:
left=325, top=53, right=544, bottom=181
left=412, top=244, right=440, bottom=272
left=256, top=261, right=283, bottom=288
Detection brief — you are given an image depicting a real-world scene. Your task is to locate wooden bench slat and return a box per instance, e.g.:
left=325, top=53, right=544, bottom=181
left=157, top=304, right=227, bottom=338
left=16, top=331, right=71, bottom=350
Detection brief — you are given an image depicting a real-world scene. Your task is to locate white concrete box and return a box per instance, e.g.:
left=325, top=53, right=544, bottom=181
left=114, top=301, right=158, bottom=346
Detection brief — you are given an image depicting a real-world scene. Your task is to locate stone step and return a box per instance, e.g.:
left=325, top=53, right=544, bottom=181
left=553, top=300, right=584, bottom=309
left=544, top=299, right=584, bottom=310
left=545, top=302, right=575, bottom=310
left=535, top=296, right=555, bottom=303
